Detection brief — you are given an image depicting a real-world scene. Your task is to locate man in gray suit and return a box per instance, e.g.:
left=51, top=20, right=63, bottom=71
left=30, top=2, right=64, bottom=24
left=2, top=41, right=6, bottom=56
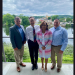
left=9, top=17, right=26, bottom=72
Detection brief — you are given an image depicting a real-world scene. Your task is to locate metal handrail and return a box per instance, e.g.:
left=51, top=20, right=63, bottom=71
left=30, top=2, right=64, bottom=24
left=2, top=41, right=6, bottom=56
left=2, top=37, right=74, bottom=62
left=2, top=37, right=74, bottom=39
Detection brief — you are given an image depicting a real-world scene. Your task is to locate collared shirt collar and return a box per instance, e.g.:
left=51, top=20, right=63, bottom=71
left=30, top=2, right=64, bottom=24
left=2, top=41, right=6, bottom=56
left=15, top=24, right=21, bottom=29
left=30, top=25, right=35, bottom=28
left=54, top=26, right=61, bottom=30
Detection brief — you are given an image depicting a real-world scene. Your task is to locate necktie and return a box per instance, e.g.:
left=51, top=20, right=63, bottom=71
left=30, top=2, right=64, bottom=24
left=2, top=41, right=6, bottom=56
left=33, top=27, right=36, bottom=42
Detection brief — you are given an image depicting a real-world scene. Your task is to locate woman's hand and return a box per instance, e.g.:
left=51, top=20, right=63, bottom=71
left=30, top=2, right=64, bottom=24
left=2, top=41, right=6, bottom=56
left=42, top=46, right=46, bottom=50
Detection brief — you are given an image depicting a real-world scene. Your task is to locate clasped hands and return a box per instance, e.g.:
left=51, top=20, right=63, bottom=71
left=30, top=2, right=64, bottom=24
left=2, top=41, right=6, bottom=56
left=42, top=46, right=46, bottom=50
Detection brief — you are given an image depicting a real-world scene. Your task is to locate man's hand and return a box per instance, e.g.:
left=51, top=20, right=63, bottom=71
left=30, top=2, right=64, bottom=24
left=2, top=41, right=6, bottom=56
left=42, top=46, right=46, bottom=50
left=24, top=41, right=26, bottom=44
left=14, top=47, right=18, bottom=50
left=59, top=50, right=63, bottom=54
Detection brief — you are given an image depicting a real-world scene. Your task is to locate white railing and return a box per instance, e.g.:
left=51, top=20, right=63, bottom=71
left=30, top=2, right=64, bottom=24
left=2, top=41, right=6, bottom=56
left=2, top=37, right=74, bottom=62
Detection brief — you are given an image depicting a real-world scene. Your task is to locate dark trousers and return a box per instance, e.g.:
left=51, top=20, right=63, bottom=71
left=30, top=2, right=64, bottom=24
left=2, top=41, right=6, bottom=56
left=28, top=39, right=39, bottom=65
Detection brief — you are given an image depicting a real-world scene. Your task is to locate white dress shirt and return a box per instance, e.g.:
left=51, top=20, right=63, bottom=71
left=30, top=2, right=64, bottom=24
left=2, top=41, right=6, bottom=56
left=26, top=25, right=40, bottom=42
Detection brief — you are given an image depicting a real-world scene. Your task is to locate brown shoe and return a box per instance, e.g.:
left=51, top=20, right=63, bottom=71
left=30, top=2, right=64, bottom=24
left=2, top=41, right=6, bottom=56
left=20, top=63, right=26, bottom=67
left=17, top=67, right=20, bottom=72
left=51, top=65, right=55, bottom=70
left=57, top=68, right=61, bottom=72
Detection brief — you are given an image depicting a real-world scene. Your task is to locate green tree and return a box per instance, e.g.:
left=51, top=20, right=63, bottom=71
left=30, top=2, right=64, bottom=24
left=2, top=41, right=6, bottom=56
left=4, top=26, right=10, bottom=35
left=18, top=14, right=24, bottom=19
left=33, top=16, right=45, bottom=19
left=18, top=14, right=30, bottom=28
left=3, top=13, right=14, bottom=26
left=12, top=14, right=16, bottom=18
left=51, top=15, right=58, bottom=21
left=48, top=17, right=51, bottom=20
left=66, top=17, right=72, bottom=22
left=59, top=18, right=65, bottom=22
left=21, top=16, right=30, bottom=28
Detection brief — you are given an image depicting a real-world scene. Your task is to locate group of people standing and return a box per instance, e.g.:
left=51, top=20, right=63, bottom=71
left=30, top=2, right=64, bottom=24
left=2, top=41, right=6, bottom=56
left=9, top=16, right=68, bottom=72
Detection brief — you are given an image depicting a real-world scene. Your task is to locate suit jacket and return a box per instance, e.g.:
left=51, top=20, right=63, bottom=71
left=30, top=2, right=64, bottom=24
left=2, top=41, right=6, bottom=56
left=9, top=25, right=26, bottom=49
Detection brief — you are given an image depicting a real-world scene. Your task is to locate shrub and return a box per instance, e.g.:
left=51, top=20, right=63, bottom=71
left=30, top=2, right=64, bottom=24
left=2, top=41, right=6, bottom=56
left=2, top=43, right=73, bottom=63
left=3, top=43, right=30, bottom=62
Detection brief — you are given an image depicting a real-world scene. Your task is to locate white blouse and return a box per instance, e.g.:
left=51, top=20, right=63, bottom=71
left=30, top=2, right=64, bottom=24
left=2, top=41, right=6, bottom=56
left=42, top=33, right=45, bottom=58
left=42, top=33, right=45, bottom=45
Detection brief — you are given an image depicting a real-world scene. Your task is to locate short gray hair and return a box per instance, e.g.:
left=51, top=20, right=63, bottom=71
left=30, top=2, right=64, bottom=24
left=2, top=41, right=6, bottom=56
left=54, top=19, right=60, bottom=22
left=14, top=17, right=22, bottom=21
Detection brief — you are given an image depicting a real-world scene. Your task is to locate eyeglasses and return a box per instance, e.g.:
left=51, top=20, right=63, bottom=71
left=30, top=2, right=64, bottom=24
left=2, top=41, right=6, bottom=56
left=54, top=22, right=58, bottom=23
left=42, top=25, right=46, bottom=26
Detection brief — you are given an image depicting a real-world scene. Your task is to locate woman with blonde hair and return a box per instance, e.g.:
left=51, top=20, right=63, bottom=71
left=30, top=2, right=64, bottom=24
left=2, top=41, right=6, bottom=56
left=36, top=21, right=52, bottom=72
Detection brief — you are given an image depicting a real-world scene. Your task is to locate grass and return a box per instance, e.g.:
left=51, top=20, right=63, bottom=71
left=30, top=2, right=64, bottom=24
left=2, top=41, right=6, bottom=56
left=23, top=55, right=73, bottom=64
left=3, top=42, right=73, bottom=64
left=36, top=23, right=40, bottom=26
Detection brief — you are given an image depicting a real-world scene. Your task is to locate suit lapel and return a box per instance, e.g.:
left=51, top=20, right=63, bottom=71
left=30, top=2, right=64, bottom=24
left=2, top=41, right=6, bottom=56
left=20, top=25, right=25, bottom=33
left=14, top=25, right=22, bottom=39
left=20, top=25, right=26, bottom=39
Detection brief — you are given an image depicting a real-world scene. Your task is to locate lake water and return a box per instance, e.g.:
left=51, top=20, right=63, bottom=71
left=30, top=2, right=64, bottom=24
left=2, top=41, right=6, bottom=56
left=2, top=26, right=73, bottom=46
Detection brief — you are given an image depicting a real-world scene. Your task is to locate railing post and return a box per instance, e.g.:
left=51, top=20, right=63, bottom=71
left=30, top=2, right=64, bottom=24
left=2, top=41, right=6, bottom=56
left=2, top=42, right=6, bottom=62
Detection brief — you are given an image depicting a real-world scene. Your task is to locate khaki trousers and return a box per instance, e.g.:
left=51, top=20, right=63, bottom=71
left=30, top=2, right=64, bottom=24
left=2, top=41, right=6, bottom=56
left=14, top=45, right=24, bottom=67
left=51, top=45, right=63, bottom=69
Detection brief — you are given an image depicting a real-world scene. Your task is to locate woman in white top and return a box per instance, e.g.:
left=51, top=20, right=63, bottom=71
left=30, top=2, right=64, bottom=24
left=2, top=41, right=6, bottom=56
left=37, top=21, right=52, bottom=72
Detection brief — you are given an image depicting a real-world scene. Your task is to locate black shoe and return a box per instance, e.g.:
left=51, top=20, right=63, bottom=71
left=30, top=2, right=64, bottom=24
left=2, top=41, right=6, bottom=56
left=51, top=65, right=55, bottom=70
left=32, top=65, right=34, bottom=70
left=35, top=64, right=38, bottom=69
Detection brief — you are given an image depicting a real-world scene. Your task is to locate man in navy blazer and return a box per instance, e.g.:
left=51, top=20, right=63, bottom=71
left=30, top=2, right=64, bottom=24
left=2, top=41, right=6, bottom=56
left=9, top=17, right=26, bottom=72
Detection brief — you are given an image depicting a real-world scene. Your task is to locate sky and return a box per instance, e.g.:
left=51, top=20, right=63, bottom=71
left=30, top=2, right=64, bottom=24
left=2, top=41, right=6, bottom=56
left=3, top=0, right=73, bottom=16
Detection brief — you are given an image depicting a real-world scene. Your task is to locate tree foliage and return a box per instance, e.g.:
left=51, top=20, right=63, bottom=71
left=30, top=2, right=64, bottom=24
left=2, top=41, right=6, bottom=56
left=12, top=14, right=16, bottom=18
left=21, top=16, right=30, bottom=28
left=33, top=16, right=45, bottom=19
left=48, top=17, right=51, bottom=20
left=3, top=13, right=30, bottom=28
left=66, top=17, right=72, bottom=22
left=57, top=15, right=73, bottom=19
left=59, top=18, right=65, bottom=22
left=3, top=13, right=14, bottom=26
left=51, top=15, right=58, bottom=21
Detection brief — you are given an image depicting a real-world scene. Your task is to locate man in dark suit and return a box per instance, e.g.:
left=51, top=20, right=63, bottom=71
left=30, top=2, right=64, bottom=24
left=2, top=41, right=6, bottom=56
left=9, top=17, right=26, bottom=72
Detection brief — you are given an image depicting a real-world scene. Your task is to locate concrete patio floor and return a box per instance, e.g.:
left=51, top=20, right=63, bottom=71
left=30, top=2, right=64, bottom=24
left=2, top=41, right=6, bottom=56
left=3, top=62, right=73, bottom=75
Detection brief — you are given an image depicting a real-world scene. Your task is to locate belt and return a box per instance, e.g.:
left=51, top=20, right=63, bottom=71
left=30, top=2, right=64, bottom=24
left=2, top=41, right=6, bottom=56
left=52, top=45, right=62, bottom=47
